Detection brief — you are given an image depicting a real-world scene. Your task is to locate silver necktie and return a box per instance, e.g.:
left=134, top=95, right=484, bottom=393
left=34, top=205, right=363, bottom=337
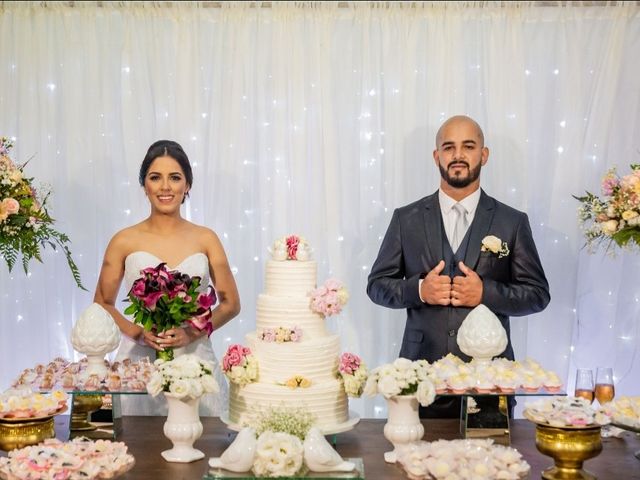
left=451, top=203, right=469, bottom=252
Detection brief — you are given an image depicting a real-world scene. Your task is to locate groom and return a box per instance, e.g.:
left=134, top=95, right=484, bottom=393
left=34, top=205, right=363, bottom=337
left=366, top=115, right=550, bottom=417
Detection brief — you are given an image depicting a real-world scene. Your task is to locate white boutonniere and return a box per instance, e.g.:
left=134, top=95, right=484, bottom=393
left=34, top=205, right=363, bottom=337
left=481, top=235, right=510, bottom=258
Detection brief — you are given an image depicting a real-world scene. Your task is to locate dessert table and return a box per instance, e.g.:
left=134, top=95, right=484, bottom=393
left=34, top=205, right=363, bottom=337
left=3, top=416, right=639, bottom=479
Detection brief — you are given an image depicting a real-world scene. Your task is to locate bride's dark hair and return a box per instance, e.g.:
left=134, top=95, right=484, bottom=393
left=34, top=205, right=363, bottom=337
left=139, top=140, right=193, bottom=203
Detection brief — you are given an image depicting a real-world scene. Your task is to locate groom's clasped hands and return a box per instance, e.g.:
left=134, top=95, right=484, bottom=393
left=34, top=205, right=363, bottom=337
left=420, top=260, right=483, bottom=307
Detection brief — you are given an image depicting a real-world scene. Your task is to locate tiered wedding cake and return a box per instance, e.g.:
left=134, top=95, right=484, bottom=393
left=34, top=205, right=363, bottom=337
left=226, top=236, right=360, bottom=432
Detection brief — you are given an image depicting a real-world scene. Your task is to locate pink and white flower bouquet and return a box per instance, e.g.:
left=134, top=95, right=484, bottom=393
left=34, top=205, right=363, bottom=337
left=146, top=354, right=218, bottom=400
left=0, top=136, right=84, bottom=288
left=575, top=164, right=640, bottom=251
left=338, top=353, right=368, bottom=398
left=364, top=358, right=436, bottom=407
left=309, top=278, right=349, bottom=317
left=270, top=234, right=311, bottom=261
left=124, top=262, right=216, bottom=360
left=259, top=326, right=302, bottom=343
left=222, top=344, right=259, bottom=386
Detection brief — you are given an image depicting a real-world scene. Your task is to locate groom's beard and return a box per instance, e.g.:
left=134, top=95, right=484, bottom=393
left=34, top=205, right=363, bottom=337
left=439, top=161, right=482, bottom=188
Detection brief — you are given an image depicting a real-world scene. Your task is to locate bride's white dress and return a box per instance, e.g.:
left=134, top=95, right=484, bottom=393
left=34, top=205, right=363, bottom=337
left=112, top=251, right=228, bottom=417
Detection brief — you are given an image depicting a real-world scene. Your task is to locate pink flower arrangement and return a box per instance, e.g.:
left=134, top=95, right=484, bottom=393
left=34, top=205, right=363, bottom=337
left=0, top=136, right=84, bottom=288
left=575, top=164, right=640, bottom=251
left=309, top=278, right=349, bottom=317
left=259, top=326, right=303, bottom=343
left=124, top=263, right=216, bottom=360
left=338, top=352, right=368, bottom=398
left=270, top=234, right=311, bottom=261
left=222, top=344, right=259, bottom=386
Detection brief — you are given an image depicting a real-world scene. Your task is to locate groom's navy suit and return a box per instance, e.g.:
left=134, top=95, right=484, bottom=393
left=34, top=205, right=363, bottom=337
left=367, top=189, right=549, bottom=369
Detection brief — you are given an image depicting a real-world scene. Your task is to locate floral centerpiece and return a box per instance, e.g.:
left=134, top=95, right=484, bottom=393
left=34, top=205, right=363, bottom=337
left=575, top=164, right=640, bottom=251
left=364, top=358, right=436, bottom=407
left=338, top=352, right=368, bottom=398
left=146, top=354, right=219, bottom=400
left=309, top=278, right=349, bottom=316
left=124, top=262, right=216, bottom=360
left=270, top=234, right=311, bottom=261
left=222, top=344, right=259, bottom=386
left=0, top=136, right=84, bottom=288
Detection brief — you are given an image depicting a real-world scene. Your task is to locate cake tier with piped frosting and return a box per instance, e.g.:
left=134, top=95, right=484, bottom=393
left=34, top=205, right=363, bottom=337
left=246, top=333, right=340, bottom=384
left=228, top=380, right=348, bottom=429
left=264, top=260, right=317, bottom=296
left=256, top=294, right=327, bottom=337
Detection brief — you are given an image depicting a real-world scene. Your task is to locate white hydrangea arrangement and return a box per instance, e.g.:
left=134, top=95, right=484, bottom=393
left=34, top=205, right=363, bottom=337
left=146, top=354, right=219, bottom=400
left=253, top=431, right=305, bottom=477
left=249, top=406, right=315, bottom=477
left=364, top=358, right=436, bottom=407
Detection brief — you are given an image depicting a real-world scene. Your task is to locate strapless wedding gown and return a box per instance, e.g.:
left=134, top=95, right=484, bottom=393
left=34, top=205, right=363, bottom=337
left=112, top=251, right=228, bottom=417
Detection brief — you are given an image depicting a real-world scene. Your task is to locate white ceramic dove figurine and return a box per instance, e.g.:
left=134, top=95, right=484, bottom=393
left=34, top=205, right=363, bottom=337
left=303, top=427, right=355, bottom=472
left=208, top=427, right=257, bottom=473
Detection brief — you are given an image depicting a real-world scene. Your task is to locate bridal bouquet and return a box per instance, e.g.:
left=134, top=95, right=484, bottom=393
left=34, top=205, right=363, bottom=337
left=222, top=344, right=259, bottom=386
left=0, top=136, right=84, bottom=288
left=146, top=354, right=218, bottom=400
left=364, top=358, right=436, bottom=407
left=309, top=278, right=349, bottom=317
left=575, top=164, right=640, bottom=251
left=338, top=352, right=368, bottom=398
left=124, top=262, right=216, bottom=360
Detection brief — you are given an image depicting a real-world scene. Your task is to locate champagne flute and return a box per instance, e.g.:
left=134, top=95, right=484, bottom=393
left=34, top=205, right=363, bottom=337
left=574, top=368, right=594, bottom=403
left=595, top=367, right=615, bottom=405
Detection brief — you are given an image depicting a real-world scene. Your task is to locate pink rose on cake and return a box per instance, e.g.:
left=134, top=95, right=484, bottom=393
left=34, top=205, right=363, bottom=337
left=222, top=344, right=259, bottom=386
left=309, top=278, right=349, bottom=317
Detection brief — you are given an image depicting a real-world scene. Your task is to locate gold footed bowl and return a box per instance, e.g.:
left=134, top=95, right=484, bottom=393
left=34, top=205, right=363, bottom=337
left=0, top=416, right=55, bottom=451
left=534, top=423, right=602, bottom=480
left=70, top=394, right=104, bottom=431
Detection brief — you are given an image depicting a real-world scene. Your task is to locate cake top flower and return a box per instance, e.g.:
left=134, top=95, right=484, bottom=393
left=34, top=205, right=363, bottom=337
left=270, top=234, right=312, bottom=261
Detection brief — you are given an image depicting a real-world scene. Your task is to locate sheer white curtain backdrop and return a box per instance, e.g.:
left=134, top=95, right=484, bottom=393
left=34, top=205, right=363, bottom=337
left=0, top=2, right=639, bottom=418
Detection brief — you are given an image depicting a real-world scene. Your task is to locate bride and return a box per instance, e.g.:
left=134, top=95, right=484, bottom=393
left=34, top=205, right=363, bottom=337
left=94, top=140, right=241, bottom=416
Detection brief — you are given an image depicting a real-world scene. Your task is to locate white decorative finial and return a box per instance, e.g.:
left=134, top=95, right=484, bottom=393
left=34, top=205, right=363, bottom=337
left=71, top=303, right=121, bottom=378
left=456, top=304, right=507, bottom=363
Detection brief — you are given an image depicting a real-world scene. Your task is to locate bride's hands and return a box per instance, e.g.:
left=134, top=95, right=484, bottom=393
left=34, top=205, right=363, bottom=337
left=156, top=326, right=204, bottom=349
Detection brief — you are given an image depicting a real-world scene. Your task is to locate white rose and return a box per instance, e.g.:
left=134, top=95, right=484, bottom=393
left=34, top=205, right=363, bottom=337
left=416, top=379, right=436, bottom=407
left=201, top=374, right=219, bottom=393
left=146, top=373, right=164, bottom=397
left=482, top=235, right=502, bottom=253
left=189, top=380, right=204, bottom=398
left=377, top=375, right=402, bottom=398
left=168, top=379, right=191, bottom=399
left=272, top=247, right=288, bottom=261
left=601, top=219, right=619, bottom=236
left=393, top=358, right=413, bottom=371
left=343, top=375, right=361, bottom=397
left=296, top=248, right=310, bottom=261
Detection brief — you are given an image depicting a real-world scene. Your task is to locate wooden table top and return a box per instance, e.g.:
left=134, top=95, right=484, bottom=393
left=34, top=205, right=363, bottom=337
left=7, top=416, right=640, bottom=479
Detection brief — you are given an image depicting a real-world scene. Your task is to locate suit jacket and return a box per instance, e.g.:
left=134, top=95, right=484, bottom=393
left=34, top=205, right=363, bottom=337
left=366, top=189, right=550, bottom=363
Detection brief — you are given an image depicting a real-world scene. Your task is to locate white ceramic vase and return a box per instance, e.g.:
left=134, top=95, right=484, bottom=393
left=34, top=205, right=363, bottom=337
left=383, top=395, right=424, bottom=463
left=161, top=393, right=204, bottom=463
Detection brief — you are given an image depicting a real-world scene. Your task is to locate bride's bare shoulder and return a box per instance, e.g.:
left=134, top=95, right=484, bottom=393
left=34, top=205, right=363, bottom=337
left=106, top=223, right=147, bottom=252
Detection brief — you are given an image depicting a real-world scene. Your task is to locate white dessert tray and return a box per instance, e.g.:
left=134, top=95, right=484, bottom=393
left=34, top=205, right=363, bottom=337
left=220, top=410, right=360, bottom=435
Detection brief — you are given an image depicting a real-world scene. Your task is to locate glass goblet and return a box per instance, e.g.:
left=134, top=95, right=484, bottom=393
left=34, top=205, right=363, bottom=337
left=574, top=368, right=594, bottom=403
left=595, top=367, right=615, bottom=405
